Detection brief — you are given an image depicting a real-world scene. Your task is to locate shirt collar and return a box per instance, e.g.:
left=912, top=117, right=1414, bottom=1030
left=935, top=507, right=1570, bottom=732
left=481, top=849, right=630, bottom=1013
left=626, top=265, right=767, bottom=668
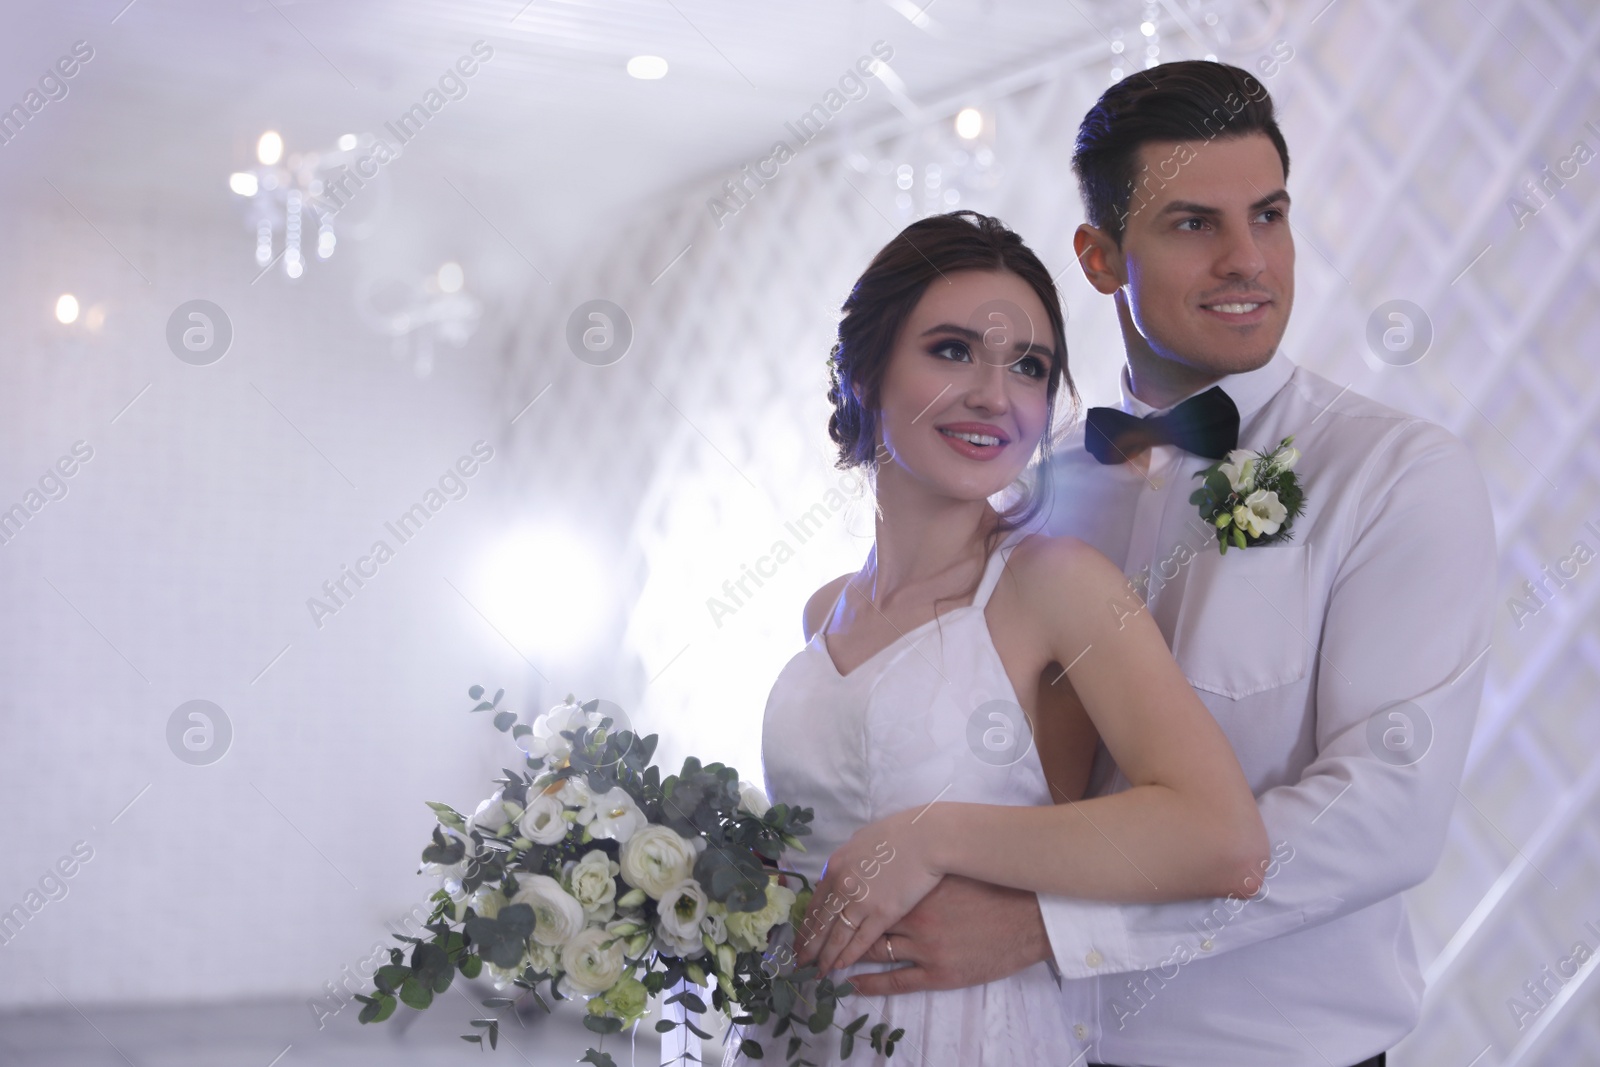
left=1118, top=348, right=1297, bottom=421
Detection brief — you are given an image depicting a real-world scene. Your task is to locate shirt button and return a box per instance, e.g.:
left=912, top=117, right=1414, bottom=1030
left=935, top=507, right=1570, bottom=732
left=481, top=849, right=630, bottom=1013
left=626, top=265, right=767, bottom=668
left=1085, top=949, right=1103, bottom=968
left=1074, top=1023, right=1088, bottom=1040
left=1200, top=939, right=1214, bottom=951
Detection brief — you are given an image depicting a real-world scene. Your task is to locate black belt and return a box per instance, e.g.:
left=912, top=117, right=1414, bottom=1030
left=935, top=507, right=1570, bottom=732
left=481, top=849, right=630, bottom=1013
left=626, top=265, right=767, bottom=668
left=1090, top=1054, right=1384, bottom=1067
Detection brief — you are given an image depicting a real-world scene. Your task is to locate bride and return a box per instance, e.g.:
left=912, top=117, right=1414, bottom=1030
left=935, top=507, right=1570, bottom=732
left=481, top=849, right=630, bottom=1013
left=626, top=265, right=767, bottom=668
left=727, top=210, right=1268, bottom=1064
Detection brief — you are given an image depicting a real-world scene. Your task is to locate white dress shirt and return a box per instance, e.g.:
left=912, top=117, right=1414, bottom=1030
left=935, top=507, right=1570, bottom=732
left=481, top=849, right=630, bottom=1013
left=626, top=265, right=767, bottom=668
left=1029, top=349, right=1497, bottom=1066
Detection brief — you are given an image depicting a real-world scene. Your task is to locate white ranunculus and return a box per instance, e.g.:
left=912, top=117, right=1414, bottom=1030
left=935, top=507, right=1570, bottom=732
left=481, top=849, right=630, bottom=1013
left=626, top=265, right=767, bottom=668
left=618, top=825, right=699, bottom=900
left=566, top=849, right=621, bottom=921
left=1236, top=488, right=1288, bottom=537
left=737, top=780, right=771, bottom=819
left=585, top=787, right=647, bottom=842
left=725, top=877, right=798, bottom=953
left=518, top=793, right=570, bottom=845
left=467, top=791, right=514, bottom=837
left=558, top=925, right=627, bottom=996
left=511, top=874, right=586, bottom=947
left=1217, top=448, right=1260, bottom=494
left=656, top=879, right=709, bottom=959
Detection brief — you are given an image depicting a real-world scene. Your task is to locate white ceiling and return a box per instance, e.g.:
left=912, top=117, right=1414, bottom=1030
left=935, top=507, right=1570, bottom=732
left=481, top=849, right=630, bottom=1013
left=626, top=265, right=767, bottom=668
left=0, top=0, right=1127, bottom=264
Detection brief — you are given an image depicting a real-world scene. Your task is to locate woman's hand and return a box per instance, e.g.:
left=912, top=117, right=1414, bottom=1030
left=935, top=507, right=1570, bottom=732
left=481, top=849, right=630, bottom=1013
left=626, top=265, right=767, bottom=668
left=794, top=806, right=943, bottom=976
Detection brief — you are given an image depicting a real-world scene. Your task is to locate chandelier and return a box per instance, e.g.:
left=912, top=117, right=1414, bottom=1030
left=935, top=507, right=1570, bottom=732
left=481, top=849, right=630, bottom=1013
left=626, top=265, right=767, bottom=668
left=228, top=130, right=384, bottom=279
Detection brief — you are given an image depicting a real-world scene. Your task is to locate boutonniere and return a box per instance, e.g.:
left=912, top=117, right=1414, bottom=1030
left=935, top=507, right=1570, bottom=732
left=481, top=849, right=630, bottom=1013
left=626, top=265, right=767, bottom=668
left=1189, top=435, right=1307, bottom=553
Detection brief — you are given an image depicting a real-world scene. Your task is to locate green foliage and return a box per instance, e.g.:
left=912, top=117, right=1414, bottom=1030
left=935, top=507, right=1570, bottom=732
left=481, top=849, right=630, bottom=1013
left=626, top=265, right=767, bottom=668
left=1190, top=435, right=1307, bottom=555
left=421, top=824, right=465, bottom=865
left=462, top=903, right=535, bottom=969
left=367, top=684, right=878, bottom=1065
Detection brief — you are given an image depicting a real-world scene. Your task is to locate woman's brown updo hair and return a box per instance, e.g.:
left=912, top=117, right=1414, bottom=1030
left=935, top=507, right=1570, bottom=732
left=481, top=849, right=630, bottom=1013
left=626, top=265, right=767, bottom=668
left=825, top=210, right=1079, bottom=559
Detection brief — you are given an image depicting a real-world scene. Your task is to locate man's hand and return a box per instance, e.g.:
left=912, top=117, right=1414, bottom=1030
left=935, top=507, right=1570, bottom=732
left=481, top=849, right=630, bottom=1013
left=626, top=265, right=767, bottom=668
left=845, top=874, right=1052, bottom=996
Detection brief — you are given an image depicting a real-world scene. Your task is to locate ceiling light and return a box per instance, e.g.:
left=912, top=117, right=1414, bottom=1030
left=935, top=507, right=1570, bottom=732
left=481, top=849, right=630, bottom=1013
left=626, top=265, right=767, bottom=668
left=337, top=133, right=357, bottom=151
left=955, top=108, right=983, bottom=140
left=55, top=294, right=79, bottom=325
left=437, top=261, right=464, bottom=294
left=627, top=55, right=668, bottom=80
left=257, top=130, right=284, bottom=166
left=228, top=171, right=259, bottom=196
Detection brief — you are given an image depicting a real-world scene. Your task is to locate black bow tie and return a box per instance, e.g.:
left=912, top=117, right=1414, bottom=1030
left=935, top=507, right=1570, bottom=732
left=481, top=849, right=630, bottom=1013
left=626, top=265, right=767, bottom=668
left=1085, top=385, right=1240, bottom=464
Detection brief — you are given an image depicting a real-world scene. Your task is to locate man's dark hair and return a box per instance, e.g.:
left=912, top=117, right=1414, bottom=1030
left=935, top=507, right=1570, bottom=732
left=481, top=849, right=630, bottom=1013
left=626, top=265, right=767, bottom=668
left=1072, top=60, right=1291, bottom=247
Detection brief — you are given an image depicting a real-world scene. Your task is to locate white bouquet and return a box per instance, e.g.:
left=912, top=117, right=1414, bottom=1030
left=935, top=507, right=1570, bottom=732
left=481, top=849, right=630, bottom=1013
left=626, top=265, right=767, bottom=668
left=358, top=686, right=905, bottom=1065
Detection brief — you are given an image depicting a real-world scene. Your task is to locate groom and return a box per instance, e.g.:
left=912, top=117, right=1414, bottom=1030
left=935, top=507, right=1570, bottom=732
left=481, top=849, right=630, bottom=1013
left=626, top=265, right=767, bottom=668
left=842, top=61, right=1496, bottom=1066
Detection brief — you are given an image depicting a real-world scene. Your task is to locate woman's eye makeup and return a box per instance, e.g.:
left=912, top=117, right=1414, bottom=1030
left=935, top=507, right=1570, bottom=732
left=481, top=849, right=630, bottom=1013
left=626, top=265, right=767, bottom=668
left=927, top=335, right=1050, bottom=379
left=1014, top=354, right=1048, bottom=379
left=929, top=338, right=972, bottom=361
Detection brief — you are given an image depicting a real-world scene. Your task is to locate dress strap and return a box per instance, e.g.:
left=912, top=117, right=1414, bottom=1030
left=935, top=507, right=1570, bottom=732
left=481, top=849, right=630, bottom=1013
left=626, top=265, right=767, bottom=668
left=971, top=527, right=1031, bottom=609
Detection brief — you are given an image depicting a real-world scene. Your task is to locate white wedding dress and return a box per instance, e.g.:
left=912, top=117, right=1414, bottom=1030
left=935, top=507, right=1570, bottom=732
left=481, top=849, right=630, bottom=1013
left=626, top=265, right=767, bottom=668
left=725, top=527, right=1075, bottom=1066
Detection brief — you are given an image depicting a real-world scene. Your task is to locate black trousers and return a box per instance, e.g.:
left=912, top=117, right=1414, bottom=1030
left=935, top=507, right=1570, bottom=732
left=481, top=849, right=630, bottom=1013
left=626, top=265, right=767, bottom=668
left=1090, top=1055, right=1384, bottom=1067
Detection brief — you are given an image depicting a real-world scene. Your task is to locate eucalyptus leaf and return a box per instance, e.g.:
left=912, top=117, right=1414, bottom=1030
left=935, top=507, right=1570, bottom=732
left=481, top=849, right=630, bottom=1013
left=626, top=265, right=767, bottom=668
left=374, top=964, right=409, bottom=993
left=464, top=904, right=536, bottom=968
left=398, top=975, right=433, bottom=1010
left=358, top=992, right=396, bottom=1024
left=413, top=942, right=453, bottom=993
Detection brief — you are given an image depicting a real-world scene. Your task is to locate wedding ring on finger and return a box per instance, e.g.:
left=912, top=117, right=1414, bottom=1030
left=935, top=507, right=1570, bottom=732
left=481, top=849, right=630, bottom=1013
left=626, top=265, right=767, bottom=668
left=838, top=911, right=858, bottom=931
left=884, top=934, right=896, bottom=963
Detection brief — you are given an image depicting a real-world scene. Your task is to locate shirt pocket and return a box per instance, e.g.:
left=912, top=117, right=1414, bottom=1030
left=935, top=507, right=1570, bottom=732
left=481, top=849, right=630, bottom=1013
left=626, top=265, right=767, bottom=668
left=1169, top=543, right=1311, bottom=699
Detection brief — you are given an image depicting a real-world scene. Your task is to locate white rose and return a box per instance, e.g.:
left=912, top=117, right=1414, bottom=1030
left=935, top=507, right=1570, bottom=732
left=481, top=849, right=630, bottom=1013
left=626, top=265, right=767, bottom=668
left=1217, top=449, right=1260, bottom=494
left=467, top=791, right=514, bottom=837
left=656, top=879, right=709, bottom=959
left=518, top=793, right=570, bottom=845
left=1236, top=488, right=1288, bottom=537
left=737, top=781, right=771, bottom=819
left=618, top=825, right=699, bottom=900
left=585, top=787, right=647, bottom=843
left=510, top=874, right=586, bottom=947
left=558, top=925, right=627, bottom=996
left=566, top=849, right=621, bottom=921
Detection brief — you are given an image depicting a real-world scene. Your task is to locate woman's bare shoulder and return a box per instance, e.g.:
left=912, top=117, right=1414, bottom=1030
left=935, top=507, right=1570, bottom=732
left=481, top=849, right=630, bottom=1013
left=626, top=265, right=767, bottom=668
left=1007, top=532, right=1131, bottom=603
left=801, top=573, right=854, bottom=642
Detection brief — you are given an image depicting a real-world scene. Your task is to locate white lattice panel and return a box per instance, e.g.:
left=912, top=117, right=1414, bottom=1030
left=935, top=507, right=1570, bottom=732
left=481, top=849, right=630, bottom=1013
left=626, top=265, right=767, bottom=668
left=497, top=3, right=1600, bottom=1062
